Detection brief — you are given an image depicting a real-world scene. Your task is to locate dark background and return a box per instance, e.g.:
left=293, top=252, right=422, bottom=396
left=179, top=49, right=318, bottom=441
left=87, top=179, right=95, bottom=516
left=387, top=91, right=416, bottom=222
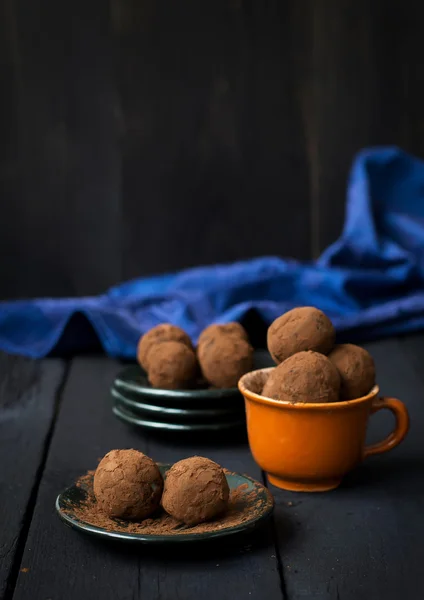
left=1, top=0, right=422, bottom=299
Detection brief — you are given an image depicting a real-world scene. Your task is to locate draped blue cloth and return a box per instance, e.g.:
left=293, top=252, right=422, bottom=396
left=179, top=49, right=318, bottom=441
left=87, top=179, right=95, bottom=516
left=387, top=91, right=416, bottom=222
left=2, top=146, right=424, bottom=358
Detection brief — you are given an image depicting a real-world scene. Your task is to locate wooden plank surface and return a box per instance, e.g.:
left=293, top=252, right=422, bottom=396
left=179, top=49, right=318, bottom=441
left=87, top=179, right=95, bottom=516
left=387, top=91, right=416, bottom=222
left=13, top=358, right=283, bottom=600
left=0, top=355, right=66, bottom=600
left=0, top=0, right=20, bottom=296
left=245, top=0, right=311, bottom=261
left=1, top=0, right=121, bottom=299
left=11, top=0, right=70, bottom=298
left=286, top=0, right=424, bottom=254
left=9, top=337, right=424, bottom=599
left=289, top=0, right=383, bottom=255
left=64, top=0, right=122, bottom=296
left=114, top=0, right=311, bottom=282
left=4, top=1, right=424, bottom=296
left=272, top=338, right=424, bottom=599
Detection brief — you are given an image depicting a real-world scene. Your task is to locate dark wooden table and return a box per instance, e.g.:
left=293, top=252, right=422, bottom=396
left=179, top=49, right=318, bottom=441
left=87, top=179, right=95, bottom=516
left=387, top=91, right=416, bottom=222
left=1, top=335, right=424, bottom=600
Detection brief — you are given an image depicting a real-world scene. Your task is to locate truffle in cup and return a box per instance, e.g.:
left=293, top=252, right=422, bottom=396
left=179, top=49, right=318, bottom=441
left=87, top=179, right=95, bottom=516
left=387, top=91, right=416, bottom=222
left=267, top=307, right=335, bottom=364
left=328, top=344, right=375, bottom=400
left=262, top=351, right=340, bottom=404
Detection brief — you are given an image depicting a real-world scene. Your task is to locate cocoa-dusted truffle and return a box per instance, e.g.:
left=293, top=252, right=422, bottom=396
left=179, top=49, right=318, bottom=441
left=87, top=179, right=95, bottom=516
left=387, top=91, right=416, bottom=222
left=267, top=306, right=335, bottom=364
left=147, top=341, right=198, bottom=389
left=137, top=324, right=193, bottom=371
left=198, top=336, right=253, bottom=388
left=93, top=449, right=163, bottom=520
left=197, top=322, right=249, bottom=348
left=328, top=344, right=376, bottom=400
left=262, top=350, right=340, bottom=403
left=161, top=456, right=230, bottom=526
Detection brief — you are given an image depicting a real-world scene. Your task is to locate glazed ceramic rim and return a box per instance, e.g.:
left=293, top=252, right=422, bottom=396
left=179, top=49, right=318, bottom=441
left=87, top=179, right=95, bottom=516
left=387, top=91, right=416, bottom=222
left=115, top=365, right=238, bottom=400
left=238, top=367, right=379, bottom=410
left=112, top=402, right=246, bottom=431
left=114, top=350, right=272, bottom=402
left=111, top=385, right=242, bottom=418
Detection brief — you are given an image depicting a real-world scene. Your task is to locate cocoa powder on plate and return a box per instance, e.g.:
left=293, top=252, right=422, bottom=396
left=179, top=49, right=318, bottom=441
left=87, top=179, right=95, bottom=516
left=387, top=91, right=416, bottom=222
left=66, top=472, right=269, bottom=535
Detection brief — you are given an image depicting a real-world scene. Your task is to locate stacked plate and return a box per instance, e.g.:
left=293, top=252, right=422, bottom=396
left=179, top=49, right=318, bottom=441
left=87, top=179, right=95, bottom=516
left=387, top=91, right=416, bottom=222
left=112, top=350, right=273, bottom=433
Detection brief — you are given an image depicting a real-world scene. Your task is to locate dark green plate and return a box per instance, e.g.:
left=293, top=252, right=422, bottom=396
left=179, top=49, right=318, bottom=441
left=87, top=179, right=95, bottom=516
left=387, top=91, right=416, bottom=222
left=113, top=349, right=273, bottom=408
left=111, top=385, right=244, bottom=422
left=56, top=465, right=274, bottom=544
left=113, top=400, right=246, bottom=432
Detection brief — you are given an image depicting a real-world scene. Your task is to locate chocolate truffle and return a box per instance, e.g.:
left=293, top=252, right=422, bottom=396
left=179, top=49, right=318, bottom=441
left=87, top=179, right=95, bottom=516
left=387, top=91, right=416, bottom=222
left=328, top=343, right=376, bottom=400
left=161, top=456, right=230, bottom=526
left=147, top=341, right=198, bottom=389
left=198, top=336, right=253, bottom=388
left=93, top=449, right=163, bottom=520
left=197, top=322, right=249, bottom=348
left=262, top=350, right=340, bottom=403
left=267, top=306, right=335, bottom=364
left=137, top=324, right=193, bottom=370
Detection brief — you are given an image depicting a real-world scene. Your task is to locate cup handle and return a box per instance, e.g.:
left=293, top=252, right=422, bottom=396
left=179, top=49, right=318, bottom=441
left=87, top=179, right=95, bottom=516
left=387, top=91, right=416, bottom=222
left=364, top=396, right=410, bottom=458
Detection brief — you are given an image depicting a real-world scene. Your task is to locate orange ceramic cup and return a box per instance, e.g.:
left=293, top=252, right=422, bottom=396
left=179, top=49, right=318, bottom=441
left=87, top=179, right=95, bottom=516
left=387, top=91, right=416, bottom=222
left=238, top=368, right=409, bottom=492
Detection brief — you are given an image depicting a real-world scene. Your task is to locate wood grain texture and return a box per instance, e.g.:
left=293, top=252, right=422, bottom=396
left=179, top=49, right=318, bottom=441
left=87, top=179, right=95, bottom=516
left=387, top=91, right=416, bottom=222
left=290, top=0, right=405, bottom=255
left=2, top=0, right=121, bottom=299
left=0, top=0, right=21, bottom=296
left=2, top=0, right=424, bottom=295
left=13, top=358, right=283, bottom=600
left=244, top=0, right=311, bottom=261
left=10, top=0, right=70, bottom=298
left=64, top=0, right=121, bottom=295
left=115, top=0, right=310, bottom=281
left=271, top=338, right=424, bottom=599
left=0, top=354, right=65, bottom=599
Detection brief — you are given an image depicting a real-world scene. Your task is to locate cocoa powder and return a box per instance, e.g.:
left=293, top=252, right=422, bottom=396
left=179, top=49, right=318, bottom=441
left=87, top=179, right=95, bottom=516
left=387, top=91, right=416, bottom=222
left=93, top=449, right=163, bottom=519
left=328, top=343, right=375, bottom=400
left=197, top=323, right=249, bottom=348
left=146, top=341, right=198, bottom=390
left=161, top=457, right=230, bottom=526
left=198, top=336, right=253, bottom=389
left=65, top=472, right=270, bottom=536
left=267, top=306, right=335, bottom=364
left=137, top=324, right=193, bottom=371
left=262, top=350, right=340, bottom=403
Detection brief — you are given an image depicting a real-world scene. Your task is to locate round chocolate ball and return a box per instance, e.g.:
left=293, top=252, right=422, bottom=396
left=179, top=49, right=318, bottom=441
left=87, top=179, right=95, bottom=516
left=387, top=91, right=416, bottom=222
left=267, top=306, right=335, bottom=364
left=328, top=344, right=375, bottom=400
left=198, top=335, right=253, bottom=388
left=197, top=322, right=249, bottom=348
left=93, top=449, right=163, bottom=520
left=262, top=350, right=340, bottom=403
left=147, top=341, right=198, bottom=389
left=161, top=456, right=230, bottom=526
left=137, top=324, right=193, bottom=371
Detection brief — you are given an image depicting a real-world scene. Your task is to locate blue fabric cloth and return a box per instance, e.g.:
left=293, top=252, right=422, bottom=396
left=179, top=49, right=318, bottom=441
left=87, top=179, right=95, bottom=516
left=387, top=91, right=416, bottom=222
left=2, top=146, right=424, bottom=359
